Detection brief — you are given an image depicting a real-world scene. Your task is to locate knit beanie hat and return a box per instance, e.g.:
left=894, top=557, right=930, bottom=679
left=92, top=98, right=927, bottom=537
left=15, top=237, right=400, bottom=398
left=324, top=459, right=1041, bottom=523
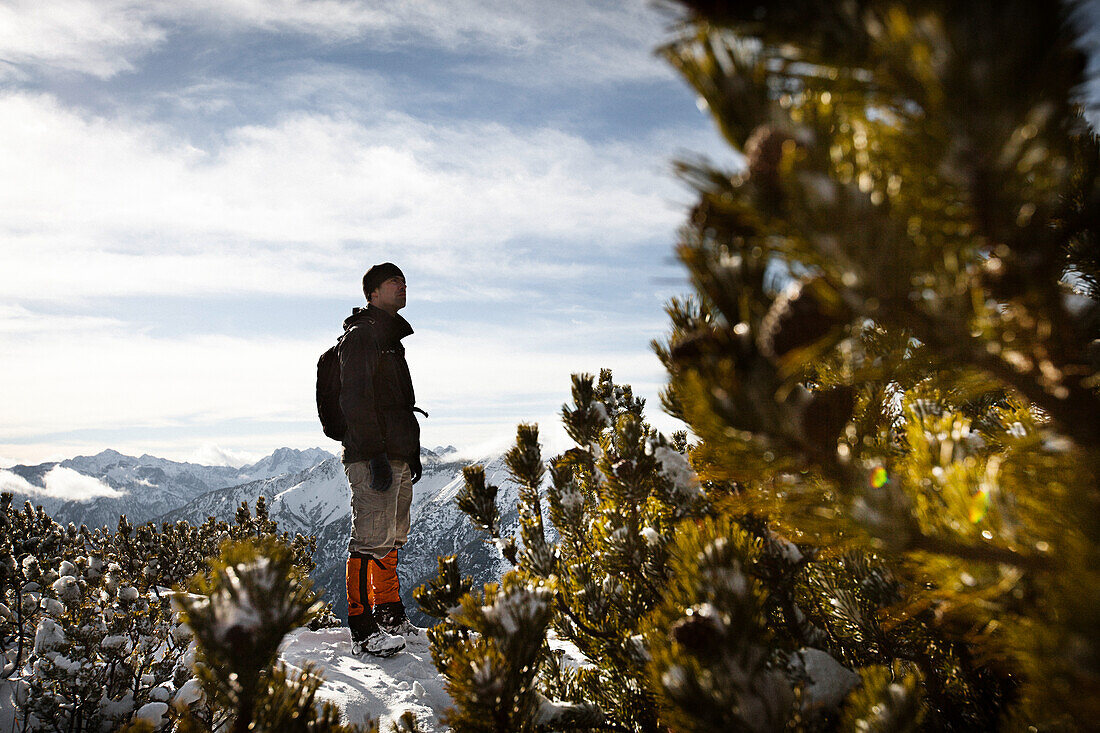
left=363, top=263, right=404, bottom=299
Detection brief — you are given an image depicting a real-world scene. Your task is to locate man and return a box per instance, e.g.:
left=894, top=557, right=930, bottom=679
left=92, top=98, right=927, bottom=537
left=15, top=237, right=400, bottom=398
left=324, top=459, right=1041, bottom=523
left=338, top=262, right=425, bottom=657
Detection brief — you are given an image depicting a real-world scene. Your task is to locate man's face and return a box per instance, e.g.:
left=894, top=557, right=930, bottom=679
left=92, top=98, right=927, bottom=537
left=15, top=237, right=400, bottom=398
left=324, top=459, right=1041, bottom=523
left=371, top=276, right=406, bottom=313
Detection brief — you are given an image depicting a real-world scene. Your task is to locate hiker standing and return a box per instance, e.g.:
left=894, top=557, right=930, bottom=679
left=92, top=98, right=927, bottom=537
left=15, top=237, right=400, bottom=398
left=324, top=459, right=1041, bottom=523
left=338, top=262, right=424, bottom=657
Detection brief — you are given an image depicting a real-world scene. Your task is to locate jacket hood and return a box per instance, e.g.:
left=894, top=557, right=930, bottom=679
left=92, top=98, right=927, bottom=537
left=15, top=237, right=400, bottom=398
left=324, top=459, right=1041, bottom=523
left=343, top=304, right=413, bottom=341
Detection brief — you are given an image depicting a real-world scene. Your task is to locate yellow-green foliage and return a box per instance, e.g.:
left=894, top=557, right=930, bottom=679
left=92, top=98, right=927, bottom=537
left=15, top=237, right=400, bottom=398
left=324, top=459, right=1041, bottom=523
left=659, top=0, right=1100, bottom=726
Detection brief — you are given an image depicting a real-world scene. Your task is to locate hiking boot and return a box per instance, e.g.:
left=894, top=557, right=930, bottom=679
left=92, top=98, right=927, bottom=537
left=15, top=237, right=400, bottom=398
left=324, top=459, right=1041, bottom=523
left=349, top=611, right=405, bottom=657
left=374, top=601, right=422, bottom=636
left=352, top=629, right=406, bottom=658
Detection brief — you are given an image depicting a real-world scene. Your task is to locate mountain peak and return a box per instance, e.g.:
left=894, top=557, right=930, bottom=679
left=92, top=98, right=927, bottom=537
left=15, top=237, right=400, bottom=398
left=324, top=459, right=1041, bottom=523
left=60, top=448, right=137, bottom=474
left=235, top=447, right=335, bottom=482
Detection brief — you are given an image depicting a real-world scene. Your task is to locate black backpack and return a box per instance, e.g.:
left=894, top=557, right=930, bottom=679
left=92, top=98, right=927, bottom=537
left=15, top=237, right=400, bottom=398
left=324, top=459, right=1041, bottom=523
left=316, top=339, right=346, bottom=441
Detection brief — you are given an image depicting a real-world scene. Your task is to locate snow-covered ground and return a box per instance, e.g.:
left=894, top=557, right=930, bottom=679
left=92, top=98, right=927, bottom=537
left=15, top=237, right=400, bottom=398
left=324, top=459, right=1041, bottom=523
left=278, top=627, right=453, bottom=731
left=274, top=626, right=590, bottom=732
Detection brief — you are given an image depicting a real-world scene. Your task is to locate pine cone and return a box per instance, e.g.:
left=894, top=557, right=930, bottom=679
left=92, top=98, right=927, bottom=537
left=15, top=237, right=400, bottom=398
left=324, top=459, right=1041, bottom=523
left=758, top=278, right=848, bottom=360
left=670, top=612, right=724, bottom=658
left=670, top=325, right=739, bottom=364
left=745, top=124, right=794, bottom=192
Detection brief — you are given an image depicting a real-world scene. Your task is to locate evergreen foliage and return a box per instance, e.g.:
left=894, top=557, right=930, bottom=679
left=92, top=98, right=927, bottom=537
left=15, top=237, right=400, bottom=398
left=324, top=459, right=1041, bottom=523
left=652, top=0, right=1099, bottom=727
left=0, top=494, right=353, bottom=732
left=421, top=370, right=695, bottom=731
left=172, top=537, right=372, bottom=733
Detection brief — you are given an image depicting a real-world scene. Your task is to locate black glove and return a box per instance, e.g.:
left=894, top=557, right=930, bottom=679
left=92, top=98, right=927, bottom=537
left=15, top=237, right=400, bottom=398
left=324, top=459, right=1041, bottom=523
left=410, top=454, right=423, bottom=485
left=369, top=454, right=393, bottom=492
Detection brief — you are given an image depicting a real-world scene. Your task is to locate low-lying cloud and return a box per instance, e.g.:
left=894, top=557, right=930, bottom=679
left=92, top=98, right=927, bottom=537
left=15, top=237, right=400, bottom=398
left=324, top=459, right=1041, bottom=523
left=190, top=444, right=264, bottom=468
left=0, top=466, right=126, bottom=501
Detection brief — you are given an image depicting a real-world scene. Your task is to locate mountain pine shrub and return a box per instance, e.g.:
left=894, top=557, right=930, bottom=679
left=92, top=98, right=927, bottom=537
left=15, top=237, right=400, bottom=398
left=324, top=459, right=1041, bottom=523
left=171, top=536, right=373, bottom=733
left=0, top=495, right=343, bottom=732
left=425, top=367, right=1033, bottom=729
left=654, top=0, right=1098, bottom=727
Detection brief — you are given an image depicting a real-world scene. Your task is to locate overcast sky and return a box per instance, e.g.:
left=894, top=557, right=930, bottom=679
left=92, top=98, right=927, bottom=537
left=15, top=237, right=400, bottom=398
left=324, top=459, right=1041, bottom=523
left=0, top=0, right=733, bottom=467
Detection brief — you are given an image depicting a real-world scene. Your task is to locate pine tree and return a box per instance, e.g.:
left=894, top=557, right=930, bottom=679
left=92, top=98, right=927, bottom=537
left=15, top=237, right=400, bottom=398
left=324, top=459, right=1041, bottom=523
left=654, top=0, right=1100, bottom=727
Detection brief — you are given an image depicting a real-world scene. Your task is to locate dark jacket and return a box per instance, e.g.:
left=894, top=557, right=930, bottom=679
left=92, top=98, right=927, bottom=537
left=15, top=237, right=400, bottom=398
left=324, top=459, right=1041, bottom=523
left=338, top=305, right=420, bottom=464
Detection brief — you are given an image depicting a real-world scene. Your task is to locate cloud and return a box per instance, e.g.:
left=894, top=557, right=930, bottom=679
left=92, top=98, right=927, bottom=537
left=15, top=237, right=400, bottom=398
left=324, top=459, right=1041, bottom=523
left=0, top=328, right=324, bottom=439
left=0, top=0, right=166, bottom=79
left=0, top=0, right=676, bottom=84
left=0, top=1, right=704, bottom=469
left=43, top=466, right=126, bottom=500
left=0, top=92, right=687, bottom=303
left=0, top=466, right=125, bottom=501
left=0, top=305, right=129, bottom=335
left=0, top=470, right=37, bottom=494
left=0, top=308, right=674, bottom=454
left=190, top=444, right=264, bottom=468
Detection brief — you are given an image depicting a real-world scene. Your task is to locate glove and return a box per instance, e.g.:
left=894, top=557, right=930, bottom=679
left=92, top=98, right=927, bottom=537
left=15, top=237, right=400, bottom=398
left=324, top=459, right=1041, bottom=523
left=410, top=454, right=423, bottom=485
left=369, top=454, right=393, bottom=492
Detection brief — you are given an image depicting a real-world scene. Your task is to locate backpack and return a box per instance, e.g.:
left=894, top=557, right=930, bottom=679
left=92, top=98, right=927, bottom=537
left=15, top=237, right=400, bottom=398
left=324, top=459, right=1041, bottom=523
left=316, top=340, right=347, bottom=441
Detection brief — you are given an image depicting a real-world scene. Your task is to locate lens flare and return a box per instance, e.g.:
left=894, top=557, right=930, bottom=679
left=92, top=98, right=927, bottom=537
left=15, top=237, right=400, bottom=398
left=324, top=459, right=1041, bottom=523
left=870, top=466, right=888, bottom=488
left=968, top=489, right=990, bottom=524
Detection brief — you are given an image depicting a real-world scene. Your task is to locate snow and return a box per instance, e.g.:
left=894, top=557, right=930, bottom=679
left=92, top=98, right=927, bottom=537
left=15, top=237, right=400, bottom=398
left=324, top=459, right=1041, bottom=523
left=51, top=576, right=80, bottom=603
left=277, top=626, right=452, bottom=731
left=101, top=634, right=128, bottom=651
left=533, top=693, right=581, bottom=726
left=557, top=482, right=583, bottom=511
left=771, top=535, right=803, bottom=564
left=788, top=647, right=860, bottom=713
left=33, top=618, right=64, bottom=654
left=149, top=686, right=172, bottom=702
left=546, top=629, right=592, bottom=670
left=206, top=560, right=269, bottom=643
left=134, top=702, right=169, bottom=727
left=590, top=402, right=610, bottom=426
left=172, top=678, right=204, bottom=706
left=4, top=624, right=455, bottom=732
left=653, top=446, right=704, bottom=500
left=480, top=588, right=552, bottom=636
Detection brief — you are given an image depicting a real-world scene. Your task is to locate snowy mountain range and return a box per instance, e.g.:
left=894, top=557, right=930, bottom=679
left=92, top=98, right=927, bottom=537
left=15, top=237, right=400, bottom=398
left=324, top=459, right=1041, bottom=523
left=1, top=445, right=532, bottom=626
left=0, top=447, right=333, bottom=529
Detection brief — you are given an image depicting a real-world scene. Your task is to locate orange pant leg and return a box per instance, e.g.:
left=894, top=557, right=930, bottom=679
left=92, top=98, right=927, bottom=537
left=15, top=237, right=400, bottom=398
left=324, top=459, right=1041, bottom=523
left=346, top=556, right=369, bottom=616
left=367, top=549, right=402, bottom=606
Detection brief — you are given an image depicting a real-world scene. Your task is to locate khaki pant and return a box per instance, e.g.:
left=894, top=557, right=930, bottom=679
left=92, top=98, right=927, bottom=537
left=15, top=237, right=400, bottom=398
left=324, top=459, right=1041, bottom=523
left=345, top=459, right=412, bottom=559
